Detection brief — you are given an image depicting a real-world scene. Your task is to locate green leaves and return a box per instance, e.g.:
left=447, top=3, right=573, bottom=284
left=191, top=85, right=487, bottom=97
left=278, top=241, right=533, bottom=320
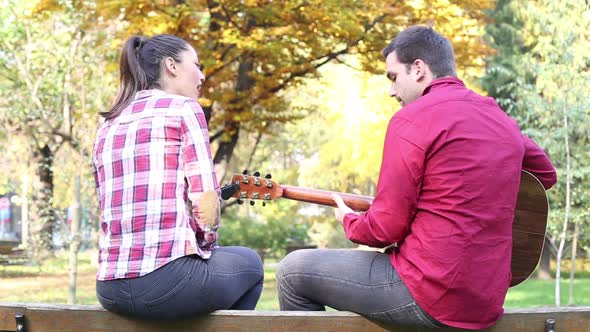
left=483, top=0, right=590, bottom=255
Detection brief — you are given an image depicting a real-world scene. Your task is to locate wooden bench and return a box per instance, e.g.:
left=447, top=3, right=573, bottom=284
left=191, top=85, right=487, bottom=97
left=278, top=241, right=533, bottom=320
left=0, top=241, right=20, bottom=255
left=0, top=241, right=26, bottom=266
left=0, top=303, right=589, bottom=331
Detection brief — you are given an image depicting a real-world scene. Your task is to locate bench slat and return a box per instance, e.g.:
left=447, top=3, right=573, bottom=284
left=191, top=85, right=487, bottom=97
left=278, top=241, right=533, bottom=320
left=0, top=303, right=589, bottom=331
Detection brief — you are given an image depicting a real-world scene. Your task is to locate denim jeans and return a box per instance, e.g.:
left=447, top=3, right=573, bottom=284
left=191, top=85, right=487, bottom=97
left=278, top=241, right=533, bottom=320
left=96, top=246, right=264, bottom=320
left=276, top=249, right=445, bottom=328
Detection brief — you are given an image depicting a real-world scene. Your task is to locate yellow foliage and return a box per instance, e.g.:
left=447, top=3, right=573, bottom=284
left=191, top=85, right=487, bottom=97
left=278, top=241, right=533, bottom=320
left=34, top=0, right=494, bottom=171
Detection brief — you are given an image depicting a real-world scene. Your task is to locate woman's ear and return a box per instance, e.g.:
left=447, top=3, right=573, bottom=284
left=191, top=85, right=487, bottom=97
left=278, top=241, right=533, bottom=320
left=164, top=57, right=177, bottom=76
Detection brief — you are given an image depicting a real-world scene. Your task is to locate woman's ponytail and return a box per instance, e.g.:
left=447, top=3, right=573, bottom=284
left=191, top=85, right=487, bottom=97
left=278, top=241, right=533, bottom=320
left=101, top=35, right=149, bottom=119
left=100, top=34, right=190, bottom=120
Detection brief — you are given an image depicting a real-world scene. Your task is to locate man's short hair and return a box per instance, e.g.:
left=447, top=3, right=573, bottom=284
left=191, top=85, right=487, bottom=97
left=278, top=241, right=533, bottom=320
left=382, top=26, right=456, bottom=78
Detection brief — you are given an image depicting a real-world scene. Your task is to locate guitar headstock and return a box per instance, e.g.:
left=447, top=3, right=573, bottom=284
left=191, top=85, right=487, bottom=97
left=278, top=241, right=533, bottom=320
left=221, top=171, right=283, bottom=206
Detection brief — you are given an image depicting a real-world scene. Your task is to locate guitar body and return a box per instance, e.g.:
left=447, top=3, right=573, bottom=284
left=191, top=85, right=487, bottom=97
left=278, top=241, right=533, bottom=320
left=224, top=170, right=548, bottom=287
left=511, top=170, right=549, bottom=286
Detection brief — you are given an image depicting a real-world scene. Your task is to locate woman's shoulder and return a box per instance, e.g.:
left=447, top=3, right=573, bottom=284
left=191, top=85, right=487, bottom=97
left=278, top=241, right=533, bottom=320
left=148, top=91, right=203, bottom=112
left=125, top=90, right=195, bottom=114
left=141, top=90, right=190, bottom=107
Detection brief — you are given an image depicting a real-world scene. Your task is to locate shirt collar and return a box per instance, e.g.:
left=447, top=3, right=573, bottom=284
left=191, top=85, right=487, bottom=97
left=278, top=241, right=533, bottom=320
left=422, top=77, right=465, bottom=96
left=134, top=89, right=167, bottom=100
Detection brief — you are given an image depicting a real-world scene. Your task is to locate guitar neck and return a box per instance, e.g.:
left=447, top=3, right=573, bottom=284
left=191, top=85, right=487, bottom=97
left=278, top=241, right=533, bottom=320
left=228, top=171, right=548, bottom=288
left=281, top=185, right=373, bottom=212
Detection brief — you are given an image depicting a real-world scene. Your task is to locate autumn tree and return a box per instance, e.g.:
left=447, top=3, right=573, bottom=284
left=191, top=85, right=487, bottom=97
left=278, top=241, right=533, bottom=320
left=8, top=0, right=494, bottom=253
left=0, top=1, right=115, bottom=257
left=37, top=0, right=494, bottom=182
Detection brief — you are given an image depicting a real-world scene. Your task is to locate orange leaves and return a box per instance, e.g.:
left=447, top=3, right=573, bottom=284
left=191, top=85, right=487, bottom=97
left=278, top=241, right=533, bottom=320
left=35, top=0, right=495, bottom=163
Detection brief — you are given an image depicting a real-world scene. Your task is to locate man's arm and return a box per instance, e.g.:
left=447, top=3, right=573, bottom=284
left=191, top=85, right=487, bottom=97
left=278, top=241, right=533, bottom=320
left=335, top=117, right=425, bottom=248
left=522, top=135, right=557, bottom=189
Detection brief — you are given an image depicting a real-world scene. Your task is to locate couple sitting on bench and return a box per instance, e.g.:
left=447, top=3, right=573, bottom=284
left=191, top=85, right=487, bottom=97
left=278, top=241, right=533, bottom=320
left=92, top=26, right=556, bottom=330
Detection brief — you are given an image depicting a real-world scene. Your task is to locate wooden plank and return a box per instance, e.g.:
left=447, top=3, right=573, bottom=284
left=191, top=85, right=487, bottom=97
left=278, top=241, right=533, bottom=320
left=0, top=303, right=589, bottom=332
left=0, top=241, right=19, bottom=255
left=0, top=303, right=386, bottom=332
left=492, top=307, right=590, bottom=332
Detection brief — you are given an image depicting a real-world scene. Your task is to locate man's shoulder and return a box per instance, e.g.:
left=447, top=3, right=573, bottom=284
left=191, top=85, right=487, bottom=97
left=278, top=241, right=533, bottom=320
left=399, top=86, right=501, bottom=121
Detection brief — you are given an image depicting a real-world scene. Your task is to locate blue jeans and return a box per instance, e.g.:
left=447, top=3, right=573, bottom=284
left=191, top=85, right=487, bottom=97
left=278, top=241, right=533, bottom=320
left=96, top=246, right=264, bottom=320
left=276, top=249, right=445, bottom=328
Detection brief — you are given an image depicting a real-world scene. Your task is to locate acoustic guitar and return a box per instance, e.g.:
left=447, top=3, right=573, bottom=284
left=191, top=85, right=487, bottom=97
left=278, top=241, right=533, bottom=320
left=221, top=170, right=548, bottom=287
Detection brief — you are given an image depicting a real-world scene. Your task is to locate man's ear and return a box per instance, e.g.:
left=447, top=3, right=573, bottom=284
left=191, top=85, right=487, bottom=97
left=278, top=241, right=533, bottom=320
left=413, top=59, right=427, bottom=81
left=164, top=57, right=177, bottom=76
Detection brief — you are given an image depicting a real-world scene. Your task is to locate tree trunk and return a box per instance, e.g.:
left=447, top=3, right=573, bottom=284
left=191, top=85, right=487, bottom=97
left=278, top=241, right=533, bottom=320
left=202, top=105, right=212, bottom=125
left=568, top=219, right=579, bottom=305
left=90, top=210, right=100, bottom=267
left=213, top=124, right=240, bottom=183
left=555, top=107, right=571, bottom=307
left=537, top=236, right=553, bottom=280
left=30, top=144, right=56, bottom=259
left=68, top=176, right=81, bottom=304
left=19, top=172, right=30, bottom=250
left=212, top=56, right=254, bottom=180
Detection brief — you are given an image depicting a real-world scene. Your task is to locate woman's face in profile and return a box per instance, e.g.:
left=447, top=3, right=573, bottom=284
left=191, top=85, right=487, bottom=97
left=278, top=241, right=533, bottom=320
left=169, top=46, right=206, bottom=101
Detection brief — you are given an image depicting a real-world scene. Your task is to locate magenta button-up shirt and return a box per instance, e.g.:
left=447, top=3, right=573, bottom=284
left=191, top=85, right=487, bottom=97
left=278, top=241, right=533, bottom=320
left=343, top=77, right=556, bottom=330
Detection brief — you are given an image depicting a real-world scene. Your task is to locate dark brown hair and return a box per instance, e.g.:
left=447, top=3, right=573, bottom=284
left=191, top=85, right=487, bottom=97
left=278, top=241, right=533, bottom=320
left=382, top=26, right=456, bottom=78
left=101, top=34, right=190, bottom=119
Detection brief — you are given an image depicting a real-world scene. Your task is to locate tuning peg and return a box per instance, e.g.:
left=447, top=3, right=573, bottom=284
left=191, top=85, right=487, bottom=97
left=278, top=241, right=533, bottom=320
left=265, top=173, right=272, bottom=179
left=250, top=200, right=255, bottom=206
left=242, top=169, right=248, bottom=175
left=253, top=171, right=260, bottom=177
left=237, top=199, right=244, bottom=205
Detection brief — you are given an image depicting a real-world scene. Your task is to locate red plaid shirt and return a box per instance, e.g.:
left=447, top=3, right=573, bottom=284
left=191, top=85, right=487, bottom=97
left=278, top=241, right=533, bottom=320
left=93, top=90, right=220, bottom=280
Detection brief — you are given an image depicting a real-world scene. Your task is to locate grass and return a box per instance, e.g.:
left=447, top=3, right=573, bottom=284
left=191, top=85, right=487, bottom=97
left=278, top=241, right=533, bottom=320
left=0, top=251, right=98, bottom=305
left=1, top=251, right=589, bottom=310
left=0, top=251, right=281, bottom=308
left=505, top=278, right=590, bottom=307
left=257, top=262, right=280, bottom=310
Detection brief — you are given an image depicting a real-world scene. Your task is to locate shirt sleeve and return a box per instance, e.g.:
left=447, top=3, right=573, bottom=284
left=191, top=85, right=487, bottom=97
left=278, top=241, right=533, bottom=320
left=521, top=134, right=557, bottom=189
left=342, top=117, right=425, bottom=247
left=180, top=100, right=221, bottom=248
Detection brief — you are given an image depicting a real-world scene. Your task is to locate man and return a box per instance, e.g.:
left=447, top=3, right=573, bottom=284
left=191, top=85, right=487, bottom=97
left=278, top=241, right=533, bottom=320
left=276, top=26, right=557, bottom=329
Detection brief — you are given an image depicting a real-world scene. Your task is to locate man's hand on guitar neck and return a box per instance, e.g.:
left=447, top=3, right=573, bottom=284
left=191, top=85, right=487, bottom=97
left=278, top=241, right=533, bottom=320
left=331, top=194, right=359, bottom=224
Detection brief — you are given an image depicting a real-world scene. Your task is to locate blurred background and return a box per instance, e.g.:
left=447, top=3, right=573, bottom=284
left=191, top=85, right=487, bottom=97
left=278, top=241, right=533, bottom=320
left=0, top=0, right=588, bottom=310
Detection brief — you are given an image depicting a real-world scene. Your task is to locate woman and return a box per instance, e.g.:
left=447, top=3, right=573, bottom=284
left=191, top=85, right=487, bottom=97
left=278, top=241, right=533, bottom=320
left=92, top=34, right=263, bottom=320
